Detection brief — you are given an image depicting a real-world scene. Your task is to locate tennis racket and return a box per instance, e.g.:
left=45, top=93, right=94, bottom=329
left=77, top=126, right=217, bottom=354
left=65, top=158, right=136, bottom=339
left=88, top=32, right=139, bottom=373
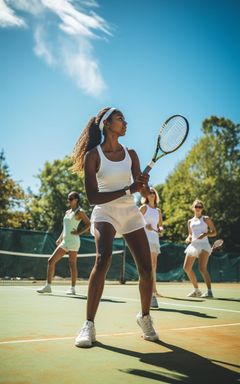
left=211, top=239, right=224, bottom=252
left=143, top=115, right=189, bottom=174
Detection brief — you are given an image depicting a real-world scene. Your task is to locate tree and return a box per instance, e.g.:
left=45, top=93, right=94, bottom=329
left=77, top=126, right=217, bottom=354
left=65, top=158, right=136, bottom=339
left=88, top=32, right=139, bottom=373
left=0, top=150, right=29, bottom=228
left=156, top=117, right=240, bottom=250
left=26, top=156, right=91, bottom=233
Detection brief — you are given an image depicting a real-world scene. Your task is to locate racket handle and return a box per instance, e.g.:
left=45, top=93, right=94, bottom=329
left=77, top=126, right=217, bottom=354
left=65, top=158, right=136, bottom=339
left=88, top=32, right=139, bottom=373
left=143, top=160, right=155, bottom=174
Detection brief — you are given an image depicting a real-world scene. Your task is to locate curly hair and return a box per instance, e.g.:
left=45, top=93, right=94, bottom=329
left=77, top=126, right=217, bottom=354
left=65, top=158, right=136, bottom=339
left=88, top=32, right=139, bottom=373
left=72, top=107, right=119, bottom=172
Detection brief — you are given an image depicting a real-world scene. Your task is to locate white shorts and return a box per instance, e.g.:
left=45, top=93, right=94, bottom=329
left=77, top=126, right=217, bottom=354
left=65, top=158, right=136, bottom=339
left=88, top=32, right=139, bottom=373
left=145, top=230, right=160, bottom=254
left=184, top=241, right=212, bottom=258
left=91, top=198, right=145, bottom=236
left=59, top=239, right=80, bottom=252
left=148, top=242, right=161, bottom=254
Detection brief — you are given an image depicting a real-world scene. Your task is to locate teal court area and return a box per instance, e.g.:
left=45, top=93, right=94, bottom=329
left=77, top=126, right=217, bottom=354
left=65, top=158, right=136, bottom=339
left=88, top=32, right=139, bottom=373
left=0, top=281, right=239, bottom=384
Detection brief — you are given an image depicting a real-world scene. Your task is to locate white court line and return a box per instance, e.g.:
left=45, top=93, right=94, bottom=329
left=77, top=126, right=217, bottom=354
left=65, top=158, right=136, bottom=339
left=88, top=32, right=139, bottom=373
left=0, top=323, right=239, bottom=346
left=101, top=295, right=240, bottom=314
left=1, top=285, right=240, bottom=314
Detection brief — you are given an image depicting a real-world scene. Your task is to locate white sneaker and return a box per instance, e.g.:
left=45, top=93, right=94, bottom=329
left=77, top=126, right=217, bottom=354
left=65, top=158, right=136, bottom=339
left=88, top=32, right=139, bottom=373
left=66, top=287, right=76, bottom=295
left=187, top=290, right=202, bottom=297
left=201, top=290, right=213, bottom=298
left=150, top=295, right=159, bottom=309
left=36, top=285, right=52, bottom=293
left=136, top=313, right=159, bottom=341
left=75, top=321, right=96, bottom=348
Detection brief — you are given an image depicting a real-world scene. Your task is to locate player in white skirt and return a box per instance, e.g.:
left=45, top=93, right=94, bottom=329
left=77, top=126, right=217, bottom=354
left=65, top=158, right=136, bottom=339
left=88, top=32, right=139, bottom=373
left=72, top=107, right=159, bottom=347
left=183, top=199, right=217, bottom=298
left=36, top=192, right=90, bottom=295
left=140, top=187, right=163, bottom=308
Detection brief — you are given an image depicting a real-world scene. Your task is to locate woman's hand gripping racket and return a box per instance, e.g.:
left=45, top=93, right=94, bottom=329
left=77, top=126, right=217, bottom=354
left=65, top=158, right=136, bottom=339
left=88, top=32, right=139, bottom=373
left=143, top=115, right=189, bottom=174
left=211, top=239, right=224, bottom=252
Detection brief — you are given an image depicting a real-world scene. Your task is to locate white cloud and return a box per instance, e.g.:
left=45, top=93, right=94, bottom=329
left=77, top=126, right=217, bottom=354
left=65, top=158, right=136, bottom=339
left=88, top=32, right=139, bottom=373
left=34, top=25, right=55, bottom=66
left=7, top=0, right=44, bottom=15
left=42, top=0, right=111, bottom=38
left=0, top=0, right=112, bottom=96
left=61, top=38, right=106, bottom=96
left=0, top=0, right=26, bottom=27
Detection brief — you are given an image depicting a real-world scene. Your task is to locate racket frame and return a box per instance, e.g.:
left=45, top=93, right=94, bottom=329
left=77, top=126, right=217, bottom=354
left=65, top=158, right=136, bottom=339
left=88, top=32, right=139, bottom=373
left=143, top=115, right=189, bottom=174
left=212, top=239, right=224, bottom=250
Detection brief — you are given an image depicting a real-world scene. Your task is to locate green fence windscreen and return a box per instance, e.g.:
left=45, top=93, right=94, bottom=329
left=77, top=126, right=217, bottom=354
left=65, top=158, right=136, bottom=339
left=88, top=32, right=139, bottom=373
left=0, top=228, right=239, bottom=282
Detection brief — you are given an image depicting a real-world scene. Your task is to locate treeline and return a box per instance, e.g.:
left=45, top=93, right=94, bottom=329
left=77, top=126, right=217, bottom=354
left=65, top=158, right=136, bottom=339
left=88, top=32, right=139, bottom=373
left=0, top=116, right=239, bottom=251
left=0, top=154, right=90, bottom=233
left=155, top=116, right=240, bottom=251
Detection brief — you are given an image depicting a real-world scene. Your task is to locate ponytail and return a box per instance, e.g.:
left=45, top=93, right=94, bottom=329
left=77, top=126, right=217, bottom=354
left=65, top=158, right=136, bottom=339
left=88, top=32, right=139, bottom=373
left=72, top=107, right=112, bottom=172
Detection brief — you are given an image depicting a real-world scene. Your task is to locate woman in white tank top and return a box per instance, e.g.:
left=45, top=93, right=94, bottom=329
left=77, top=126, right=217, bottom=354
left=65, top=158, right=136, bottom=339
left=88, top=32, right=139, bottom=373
left=36, top=191, right=90, bottom=295
left=183, top=199, right=217, bottom=298
left=72, top=107, right=159, bottom=347
left=140, top=187, right=163, bottom=308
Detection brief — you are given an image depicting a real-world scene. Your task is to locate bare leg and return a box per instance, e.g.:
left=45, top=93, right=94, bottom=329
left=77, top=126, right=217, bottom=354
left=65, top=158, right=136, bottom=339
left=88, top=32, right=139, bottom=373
left=198, top=250, right=211, bottom=289
left=68, top=251, right=78, bottom=287
left=183, top=255, right=198, bottom=289
left=47, top=247, right=66, bottom=284
left=151, top=252, right=159, bottom=295
left=124, top=228, right=153, bottom=316
left=86, top=222, right=116, bottom=322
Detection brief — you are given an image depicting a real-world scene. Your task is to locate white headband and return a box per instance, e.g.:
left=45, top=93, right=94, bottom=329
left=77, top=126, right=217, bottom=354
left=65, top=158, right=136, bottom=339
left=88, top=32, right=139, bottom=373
left=99, top=108, right=116, bottom=131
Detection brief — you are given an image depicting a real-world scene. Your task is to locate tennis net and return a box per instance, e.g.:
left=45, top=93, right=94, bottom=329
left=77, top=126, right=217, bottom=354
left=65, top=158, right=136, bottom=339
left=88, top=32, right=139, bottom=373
left=0, top=249, right=125, bottom=284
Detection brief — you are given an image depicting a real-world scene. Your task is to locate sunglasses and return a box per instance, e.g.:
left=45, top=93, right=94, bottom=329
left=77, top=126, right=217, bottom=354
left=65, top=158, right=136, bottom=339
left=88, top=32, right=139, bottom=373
left=194, top=205, right=203, bottom=209
left=149, top=191, right=155, bottom=195
left=68, top=197, right=76, bottom=201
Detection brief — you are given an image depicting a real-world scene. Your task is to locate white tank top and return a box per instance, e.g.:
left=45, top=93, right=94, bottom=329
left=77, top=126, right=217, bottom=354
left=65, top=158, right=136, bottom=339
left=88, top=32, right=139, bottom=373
left=96, top=145, right=132, bottom=192
left=190, top=216, right=209, bottom=242
left=96, top=145, right=134, bottom=206
left=62, top=209, right=81, bottom=240
left=144, top=205, right=159, bottom=231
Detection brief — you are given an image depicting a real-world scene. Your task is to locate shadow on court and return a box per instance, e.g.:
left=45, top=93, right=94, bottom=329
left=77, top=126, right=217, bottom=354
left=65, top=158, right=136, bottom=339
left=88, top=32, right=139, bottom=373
left=38, top=293, right=126, bottom=303
left=96, top=340, right=239, bottom=384
left=215, top=298, right=240, bottom=303
left=156, top=307, right=217, bottom=319
left=161, top=296, right=205, bottom=303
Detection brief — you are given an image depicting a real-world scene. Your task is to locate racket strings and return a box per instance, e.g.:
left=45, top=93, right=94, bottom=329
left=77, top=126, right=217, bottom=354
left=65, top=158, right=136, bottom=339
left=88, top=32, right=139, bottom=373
left=160, top=117, right=187, bottom=153
left=213, top=239, right=224, bottom=248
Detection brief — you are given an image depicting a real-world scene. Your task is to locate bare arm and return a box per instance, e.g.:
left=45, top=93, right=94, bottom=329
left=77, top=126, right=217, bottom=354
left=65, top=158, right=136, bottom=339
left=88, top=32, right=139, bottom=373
left=71, top=211, right=91, bottom=236
left=56, top=231, right=63, bottom=245
left=157, top=209, right=164, bottom=233
left=56, top=212, right=68, bottom=244
left=139, top=204, right=147, bottom=215
left=77, top=211, right=91, bottom=235
left=185, top=220, right=192, bottom=243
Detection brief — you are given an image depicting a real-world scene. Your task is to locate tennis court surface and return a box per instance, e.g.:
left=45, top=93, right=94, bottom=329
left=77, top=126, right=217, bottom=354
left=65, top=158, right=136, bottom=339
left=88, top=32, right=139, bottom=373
left=0, top=281, right=239, bottom=384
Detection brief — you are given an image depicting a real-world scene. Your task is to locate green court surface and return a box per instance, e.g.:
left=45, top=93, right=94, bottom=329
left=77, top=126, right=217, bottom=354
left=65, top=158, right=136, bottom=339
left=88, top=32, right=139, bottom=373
left=0, top=282, right=239, bottom=384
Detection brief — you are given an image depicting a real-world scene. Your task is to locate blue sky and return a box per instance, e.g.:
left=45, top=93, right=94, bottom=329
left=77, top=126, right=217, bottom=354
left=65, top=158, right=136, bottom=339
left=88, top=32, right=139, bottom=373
left=0, top=0, right=239, bottom=192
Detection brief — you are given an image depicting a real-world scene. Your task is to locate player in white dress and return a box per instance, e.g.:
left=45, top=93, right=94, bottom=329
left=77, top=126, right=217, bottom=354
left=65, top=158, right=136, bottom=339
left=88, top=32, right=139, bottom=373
left=184, top=199, right=217, bottom=298
left=140, top=187, right=163, bottom=308
left=36, top=192, right=90, bottom=295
